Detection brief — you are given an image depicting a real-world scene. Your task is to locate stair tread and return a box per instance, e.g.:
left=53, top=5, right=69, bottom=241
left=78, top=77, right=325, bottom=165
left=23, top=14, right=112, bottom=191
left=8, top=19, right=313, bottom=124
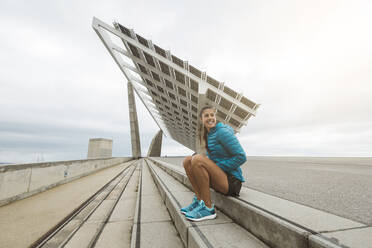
left=147, top=159, right=269, bottom=248
left=130, top=160, right=184, bottom=248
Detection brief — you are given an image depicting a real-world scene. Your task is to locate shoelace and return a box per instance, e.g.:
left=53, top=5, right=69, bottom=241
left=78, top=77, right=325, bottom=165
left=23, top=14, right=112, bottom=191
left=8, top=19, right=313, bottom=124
left=189, top=196, right=199, bottom=207
left=188, top=200, right=205, bottom=216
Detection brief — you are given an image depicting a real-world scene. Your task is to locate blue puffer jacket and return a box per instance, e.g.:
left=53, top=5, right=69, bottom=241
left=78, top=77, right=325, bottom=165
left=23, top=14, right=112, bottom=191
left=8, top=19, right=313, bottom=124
left=206, top=122, right=246, bottom=182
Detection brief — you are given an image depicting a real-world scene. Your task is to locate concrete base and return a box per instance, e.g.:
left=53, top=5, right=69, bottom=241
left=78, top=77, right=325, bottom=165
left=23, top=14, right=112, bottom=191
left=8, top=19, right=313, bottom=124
left=147, top=130, right=163, bottom=157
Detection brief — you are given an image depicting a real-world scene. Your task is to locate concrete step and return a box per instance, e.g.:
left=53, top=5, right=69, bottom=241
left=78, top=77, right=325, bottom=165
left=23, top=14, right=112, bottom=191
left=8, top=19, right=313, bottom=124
left=148, top=158, right=370, bottom=248
left=146, top=158, right=269, bottom=248
left=130, top=159, right=184, bottom=248
left=64, top=164, right=137, bottom=248
left=93, top=163, right=140, bottom=248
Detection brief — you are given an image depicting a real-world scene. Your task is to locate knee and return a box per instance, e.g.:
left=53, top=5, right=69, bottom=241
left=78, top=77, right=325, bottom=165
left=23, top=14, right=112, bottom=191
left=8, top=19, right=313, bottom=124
left=191, top=154, right=204, bottom=167
left=183, top=156, right=192, bottom=170
left=191, top=154, right=204, bottom=171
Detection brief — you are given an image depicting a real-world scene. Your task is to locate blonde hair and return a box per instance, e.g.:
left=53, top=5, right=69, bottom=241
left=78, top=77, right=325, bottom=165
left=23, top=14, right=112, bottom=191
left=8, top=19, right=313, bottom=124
left=198, top=106, right=216, bottom=153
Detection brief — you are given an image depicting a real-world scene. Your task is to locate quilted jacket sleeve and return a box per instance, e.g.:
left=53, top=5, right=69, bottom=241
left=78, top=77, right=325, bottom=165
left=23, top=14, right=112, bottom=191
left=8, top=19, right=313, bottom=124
left=215, top=127, right=247, bottom=172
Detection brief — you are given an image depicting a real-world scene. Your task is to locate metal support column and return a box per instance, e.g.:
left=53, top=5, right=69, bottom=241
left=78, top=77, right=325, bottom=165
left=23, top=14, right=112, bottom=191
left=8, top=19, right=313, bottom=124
left=127, top=82, right=141, bottom=158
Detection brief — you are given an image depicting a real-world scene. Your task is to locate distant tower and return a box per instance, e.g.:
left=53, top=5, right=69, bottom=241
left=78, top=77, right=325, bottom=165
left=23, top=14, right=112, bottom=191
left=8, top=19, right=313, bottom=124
left=87, top=138, right=113, bottom=159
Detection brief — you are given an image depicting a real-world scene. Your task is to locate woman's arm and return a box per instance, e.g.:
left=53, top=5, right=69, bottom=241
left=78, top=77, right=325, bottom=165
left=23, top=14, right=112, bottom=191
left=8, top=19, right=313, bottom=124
left=215, top=127, right=247, bottom=172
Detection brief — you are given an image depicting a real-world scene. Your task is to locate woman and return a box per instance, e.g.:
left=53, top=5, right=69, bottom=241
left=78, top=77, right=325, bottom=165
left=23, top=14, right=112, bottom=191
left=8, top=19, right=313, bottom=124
left=180, top=106, right=247, bottom=221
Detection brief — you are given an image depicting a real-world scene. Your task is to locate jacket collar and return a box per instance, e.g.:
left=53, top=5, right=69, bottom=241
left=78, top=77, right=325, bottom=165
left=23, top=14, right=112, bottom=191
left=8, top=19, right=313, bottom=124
left=208, top=122, right=223, bottom=134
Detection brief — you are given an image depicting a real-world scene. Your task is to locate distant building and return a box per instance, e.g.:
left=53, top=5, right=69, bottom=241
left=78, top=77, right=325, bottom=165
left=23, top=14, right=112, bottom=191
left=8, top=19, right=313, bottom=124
left=87, top=138, right=113, bottom=159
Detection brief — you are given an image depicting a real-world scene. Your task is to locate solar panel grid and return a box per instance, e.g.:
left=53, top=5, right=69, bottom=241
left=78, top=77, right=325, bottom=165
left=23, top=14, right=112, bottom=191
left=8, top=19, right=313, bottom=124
left=164, top=79, right=174, bottom=89
left=191, top=105, right=197, bottom=113
left=171, top=55, right=184, bottom=67
left=144, top=52, right=156, bottom=67
left=206, top=75, right=220, bottom=88
left=219, top=97, right=233, bottom=111
left=181, top=108, right=188, bottom=115
left=141, top=72, right=195, bottom=121
left=138, top=63, right=148, bottom=74
left=122, top=41, right=200, bottom=123
left=189, top=65, right=202, bottom=78
left=114, top=22, right=257, bottom=119
left=145, top=79, right=154, bottom=87
left=95, top=19, right=258, bottom=150
left=174, top=70, right=186, bottom=84
left=115, top=23, right=132, bottom=37
left=136, top=34, right=149, bottom=48
left=223, top=85, right=238, bottom=98
left=180, top=99, right=188, bottom=107
left=150, top=90, right=158, bottom=97
left=190, top=94, right=198, bottom=104
left=168, top=92, right=176, bottom=100
left=178, top=87, right=186, bottom=97
left=156, top=85, right=164, bottom=93
left=206, top=99, right=248, bottom=126
left=216, top=110, right=227, bottom=120
left=233, top=106, right=249, bottom=119
left=159, top=61, right=171, bottom=75
left=190, top=79, right=199, bottom=93
left=241, top=96, right=256, bottom=109
left=127, top=43, right=141, bottom=58
left=151, top=71, right=161, bottom=82
left=206, top=89, right=217, bottom=102
left=154, top=44, right=167, bottom=58
left=229, top=117, right=241, bottom=128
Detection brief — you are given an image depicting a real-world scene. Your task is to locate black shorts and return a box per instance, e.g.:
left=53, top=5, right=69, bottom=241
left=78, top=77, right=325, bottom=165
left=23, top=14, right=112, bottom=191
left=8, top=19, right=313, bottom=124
left=226, top=174, right=242, bottom=196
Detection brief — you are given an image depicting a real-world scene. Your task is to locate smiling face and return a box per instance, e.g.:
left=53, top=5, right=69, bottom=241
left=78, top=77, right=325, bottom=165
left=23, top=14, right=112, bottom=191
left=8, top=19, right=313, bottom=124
left=201, top=108, right=216, bottom=132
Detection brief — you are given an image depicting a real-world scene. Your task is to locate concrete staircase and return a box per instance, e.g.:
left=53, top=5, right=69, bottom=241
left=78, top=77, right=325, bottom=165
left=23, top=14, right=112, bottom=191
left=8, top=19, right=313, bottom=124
left=15, top=158, right=366, bottom=248
left=145, top=159, right=268, bottom=248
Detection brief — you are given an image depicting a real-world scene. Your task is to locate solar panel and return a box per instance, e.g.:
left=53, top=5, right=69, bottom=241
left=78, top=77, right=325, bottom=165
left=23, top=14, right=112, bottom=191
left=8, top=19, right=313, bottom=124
left=92, top=17, right=259, bottom=151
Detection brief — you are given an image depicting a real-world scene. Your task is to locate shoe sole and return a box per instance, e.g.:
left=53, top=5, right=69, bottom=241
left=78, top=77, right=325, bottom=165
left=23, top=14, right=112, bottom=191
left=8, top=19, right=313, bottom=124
left=186, top=213, right=217, bottom=222
left=180, top=210, right=186, bottom=215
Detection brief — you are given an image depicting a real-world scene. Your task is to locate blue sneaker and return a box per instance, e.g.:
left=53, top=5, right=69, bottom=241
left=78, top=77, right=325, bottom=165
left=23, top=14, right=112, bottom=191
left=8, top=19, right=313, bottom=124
left=180, top=195, right=199, bottom=215
left=185, top=200, right=216, bottom=221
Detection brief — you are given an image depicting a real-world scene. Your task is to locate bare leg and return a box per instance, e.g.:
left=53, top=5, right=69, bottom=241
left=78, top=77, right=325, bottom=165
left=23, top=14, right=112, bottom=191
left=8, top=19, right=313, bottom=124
left=183, top=156, right=201, bottom=200
left=190, top=160, right=211, bottom=207
left=191, top=155, right=228, bottom=208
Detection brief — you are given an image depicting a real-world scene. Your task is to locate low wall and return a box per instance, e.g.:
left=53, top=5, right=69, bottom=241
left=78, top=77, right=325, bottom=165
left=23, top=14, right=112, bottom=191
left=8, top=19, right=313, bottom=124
left=0, top=157, right=132, bottom=206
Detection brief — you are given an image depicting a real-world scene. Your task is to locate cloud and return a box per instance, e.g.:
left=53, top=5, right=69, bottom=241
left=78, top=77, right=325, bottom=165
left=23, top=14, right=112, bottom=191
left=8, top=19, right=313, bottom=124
left=1, top=0, right=371, bottom=163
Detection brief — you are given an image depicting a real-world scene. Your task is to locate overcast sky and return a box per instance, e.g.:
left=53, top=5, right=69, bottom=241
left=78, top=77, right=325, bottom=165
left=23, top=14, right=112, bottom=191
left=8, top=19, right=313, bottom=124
left=1, top=0, right=371, bottom=164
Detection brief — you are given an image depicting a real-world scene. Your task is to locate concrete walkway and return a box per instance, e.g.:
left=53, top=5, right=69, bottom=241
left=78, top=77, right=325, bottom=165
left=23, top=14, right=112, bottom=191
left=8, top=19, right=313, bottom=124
left=0, top=161, right=133, bottom=248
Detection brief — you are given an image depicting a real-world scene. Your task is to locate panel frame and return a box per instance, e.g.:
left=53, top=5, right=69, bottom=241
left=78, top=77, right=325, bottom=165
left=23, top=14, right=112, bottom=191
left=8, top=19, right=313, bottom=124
left=92, top=17, right=259, bottom=151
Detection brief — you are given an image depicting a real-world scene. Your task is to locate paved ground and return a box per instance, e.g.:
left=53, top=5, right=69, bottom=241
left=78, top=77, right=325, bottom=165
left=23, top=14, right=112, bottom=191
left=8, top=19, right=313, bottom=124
left=0, top=162, right=131, bottom=248
left=157, top=156, right=372, bottom=225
